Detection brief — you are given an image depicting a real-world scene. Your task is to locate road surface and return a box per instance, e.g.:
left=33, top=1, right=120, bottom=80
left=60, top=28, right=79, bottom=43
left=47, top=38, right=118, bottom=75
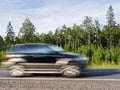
left=0, top=68, right=120, bottom=79
left=0, top=68, right=120, bottom=90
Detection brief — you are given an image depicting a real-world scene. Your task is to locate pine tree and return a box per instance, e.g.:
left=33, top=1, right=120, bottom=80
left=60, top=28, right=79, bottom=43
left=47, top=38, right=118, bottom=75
left=106, top=5, right=116, bottom=48
left=94, top=18, right=102, bottom=47
left=5, top=21, right=15, bottom=50
left=19, top=18, right=36, bottom=43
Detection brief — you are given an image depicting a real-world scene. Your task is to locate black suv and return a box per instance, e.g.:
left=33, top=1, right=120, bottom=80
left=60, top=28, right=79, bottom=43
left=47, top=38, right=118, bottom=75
left=2, top=43, right=89, bottom=77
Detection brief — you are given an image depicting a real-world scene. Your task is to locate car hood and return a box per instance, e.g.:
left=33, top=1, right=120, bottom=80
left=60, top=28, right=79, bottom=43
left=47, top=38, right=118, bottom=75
left=59, top=52, right=89, bottom=60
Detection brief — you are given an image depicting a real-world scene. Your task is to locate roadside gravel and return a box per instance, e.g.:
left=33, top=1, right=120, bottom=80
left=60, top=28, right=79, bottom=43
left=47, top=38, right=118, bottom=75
left=0, top=79, right=120, bottom=90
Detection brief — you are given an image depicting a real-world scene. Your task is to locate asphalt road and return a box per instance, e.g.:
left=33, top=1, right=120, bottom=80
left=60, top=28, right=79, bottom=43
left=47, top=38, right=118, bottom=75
left=1, top=68, right=120, bottom=90
left=0, top=68, right=120, bottom=79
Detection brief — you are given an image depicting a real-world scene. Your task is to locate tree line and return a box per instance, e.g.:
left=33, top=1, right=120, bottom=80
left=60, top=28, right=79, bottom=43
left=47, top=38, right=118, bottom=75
left=0, top=5, right=120, bottom=66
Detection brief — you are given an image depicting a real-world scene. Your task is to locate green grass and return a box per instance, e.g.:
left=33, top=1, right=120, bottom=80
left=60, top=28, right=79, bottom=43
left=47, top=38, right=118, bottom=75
left=88, top=63, right=120, bottom=68
left=0, top=64, right=5, bottom=68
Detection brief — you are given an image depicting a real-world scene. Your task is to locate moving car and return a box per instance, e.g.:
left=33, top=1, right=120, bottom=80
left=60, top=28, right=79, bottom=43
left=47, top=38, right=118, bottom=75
left=2, top=43, right=89, bottom=77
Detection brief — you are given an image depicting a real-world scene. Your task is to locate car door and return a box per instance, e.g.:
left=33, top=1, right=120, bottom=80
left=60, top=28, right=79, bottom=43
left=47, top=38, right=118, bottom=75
left=32, top=53, right=56, bottom=69
left=23, top=44, right=64, bottom=71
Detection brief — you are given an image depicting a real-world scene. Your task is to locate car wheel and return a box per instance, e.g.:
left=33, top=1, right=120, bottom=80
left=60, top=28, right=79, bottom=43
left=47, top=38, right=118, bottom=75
left=9, top=65, right=25, bottom=77
left=62, top=63, right=81, bottom=78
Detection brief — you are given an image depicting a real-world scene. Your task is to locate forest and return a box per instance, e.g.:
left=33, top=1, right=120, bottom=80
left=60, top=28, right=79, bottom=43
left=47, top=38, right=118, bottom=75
left=0, top=5, right=120, bottom=66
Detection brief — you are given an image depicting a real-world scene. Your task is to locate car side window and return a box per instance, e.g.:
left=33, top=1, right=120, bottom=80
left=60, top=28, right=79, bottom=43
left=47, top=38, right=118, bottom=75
left=9, top=45, right=53, bottom=54
left=30, top=46, right=52, bottom=53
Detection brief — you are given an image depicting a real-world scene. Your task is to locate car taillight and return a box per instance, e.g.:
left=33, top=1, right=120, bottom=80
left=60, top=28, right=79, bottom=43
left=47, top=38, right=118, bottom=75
left=2, top=55, right=10, bottom=60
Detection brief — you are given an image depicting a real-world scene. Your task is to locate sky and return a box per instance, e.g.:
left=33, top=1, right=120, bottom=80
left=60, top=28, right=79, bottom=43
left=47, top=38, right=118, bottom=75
left=0, top=0, right=120, bottom=37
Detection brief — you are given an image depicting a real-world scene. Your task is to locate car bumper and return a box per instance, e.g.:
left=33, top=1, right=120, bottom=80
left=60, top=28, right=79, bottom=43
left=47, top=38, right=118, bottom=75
left=1, top=61, right=15, bottom=67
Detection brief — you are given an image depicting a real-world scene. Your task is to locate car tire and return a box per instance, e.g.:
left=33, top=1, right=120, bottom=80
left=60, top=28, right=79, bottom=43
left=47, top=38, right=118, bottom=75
left=9, top=65, right=25, bottom=77
left=62, top=62, right=81, bottom=78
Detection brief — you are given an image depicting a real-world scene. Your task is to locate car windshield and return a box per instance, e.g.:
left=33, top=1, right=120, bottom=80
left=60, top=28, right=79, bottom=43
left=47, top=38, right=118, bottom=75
left=8, top=44, right=65, bottom=54
left=48, top=45, right=65, bottom=52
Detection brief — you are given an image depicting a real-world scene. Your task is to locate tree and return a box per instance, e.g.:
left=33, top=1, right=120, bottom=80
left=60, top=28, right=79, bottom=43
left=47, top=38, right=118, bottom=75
left=94, top=18, right=102, bottom=47
left=71, top=24, right=84, bottom=52
left=39, top=31, right=55, bottom=44
left=0, top=36, right=4, bottom=51
left=82, top=16, right=95, bottom=45
left=19, top=18, right=36, bottom=43
left=112, top=24, right=120, bottom=47
left=103, top=5, right=116, bottom=49
left=81, top=16, right=96, bottom=61
left=54, top=28, right=60, bottom=46
left=106, top=5, right=116, bottom=26
left=4, top=21, right=15, bottom=50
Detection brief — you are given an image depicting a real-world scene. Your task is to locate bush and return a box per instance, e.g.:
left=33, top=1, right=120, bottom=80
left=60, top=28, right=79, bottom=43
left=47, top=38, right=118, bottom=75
left=76, top=45, right=120, bottom=66
left=0, top=51, right=5, bottom=64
